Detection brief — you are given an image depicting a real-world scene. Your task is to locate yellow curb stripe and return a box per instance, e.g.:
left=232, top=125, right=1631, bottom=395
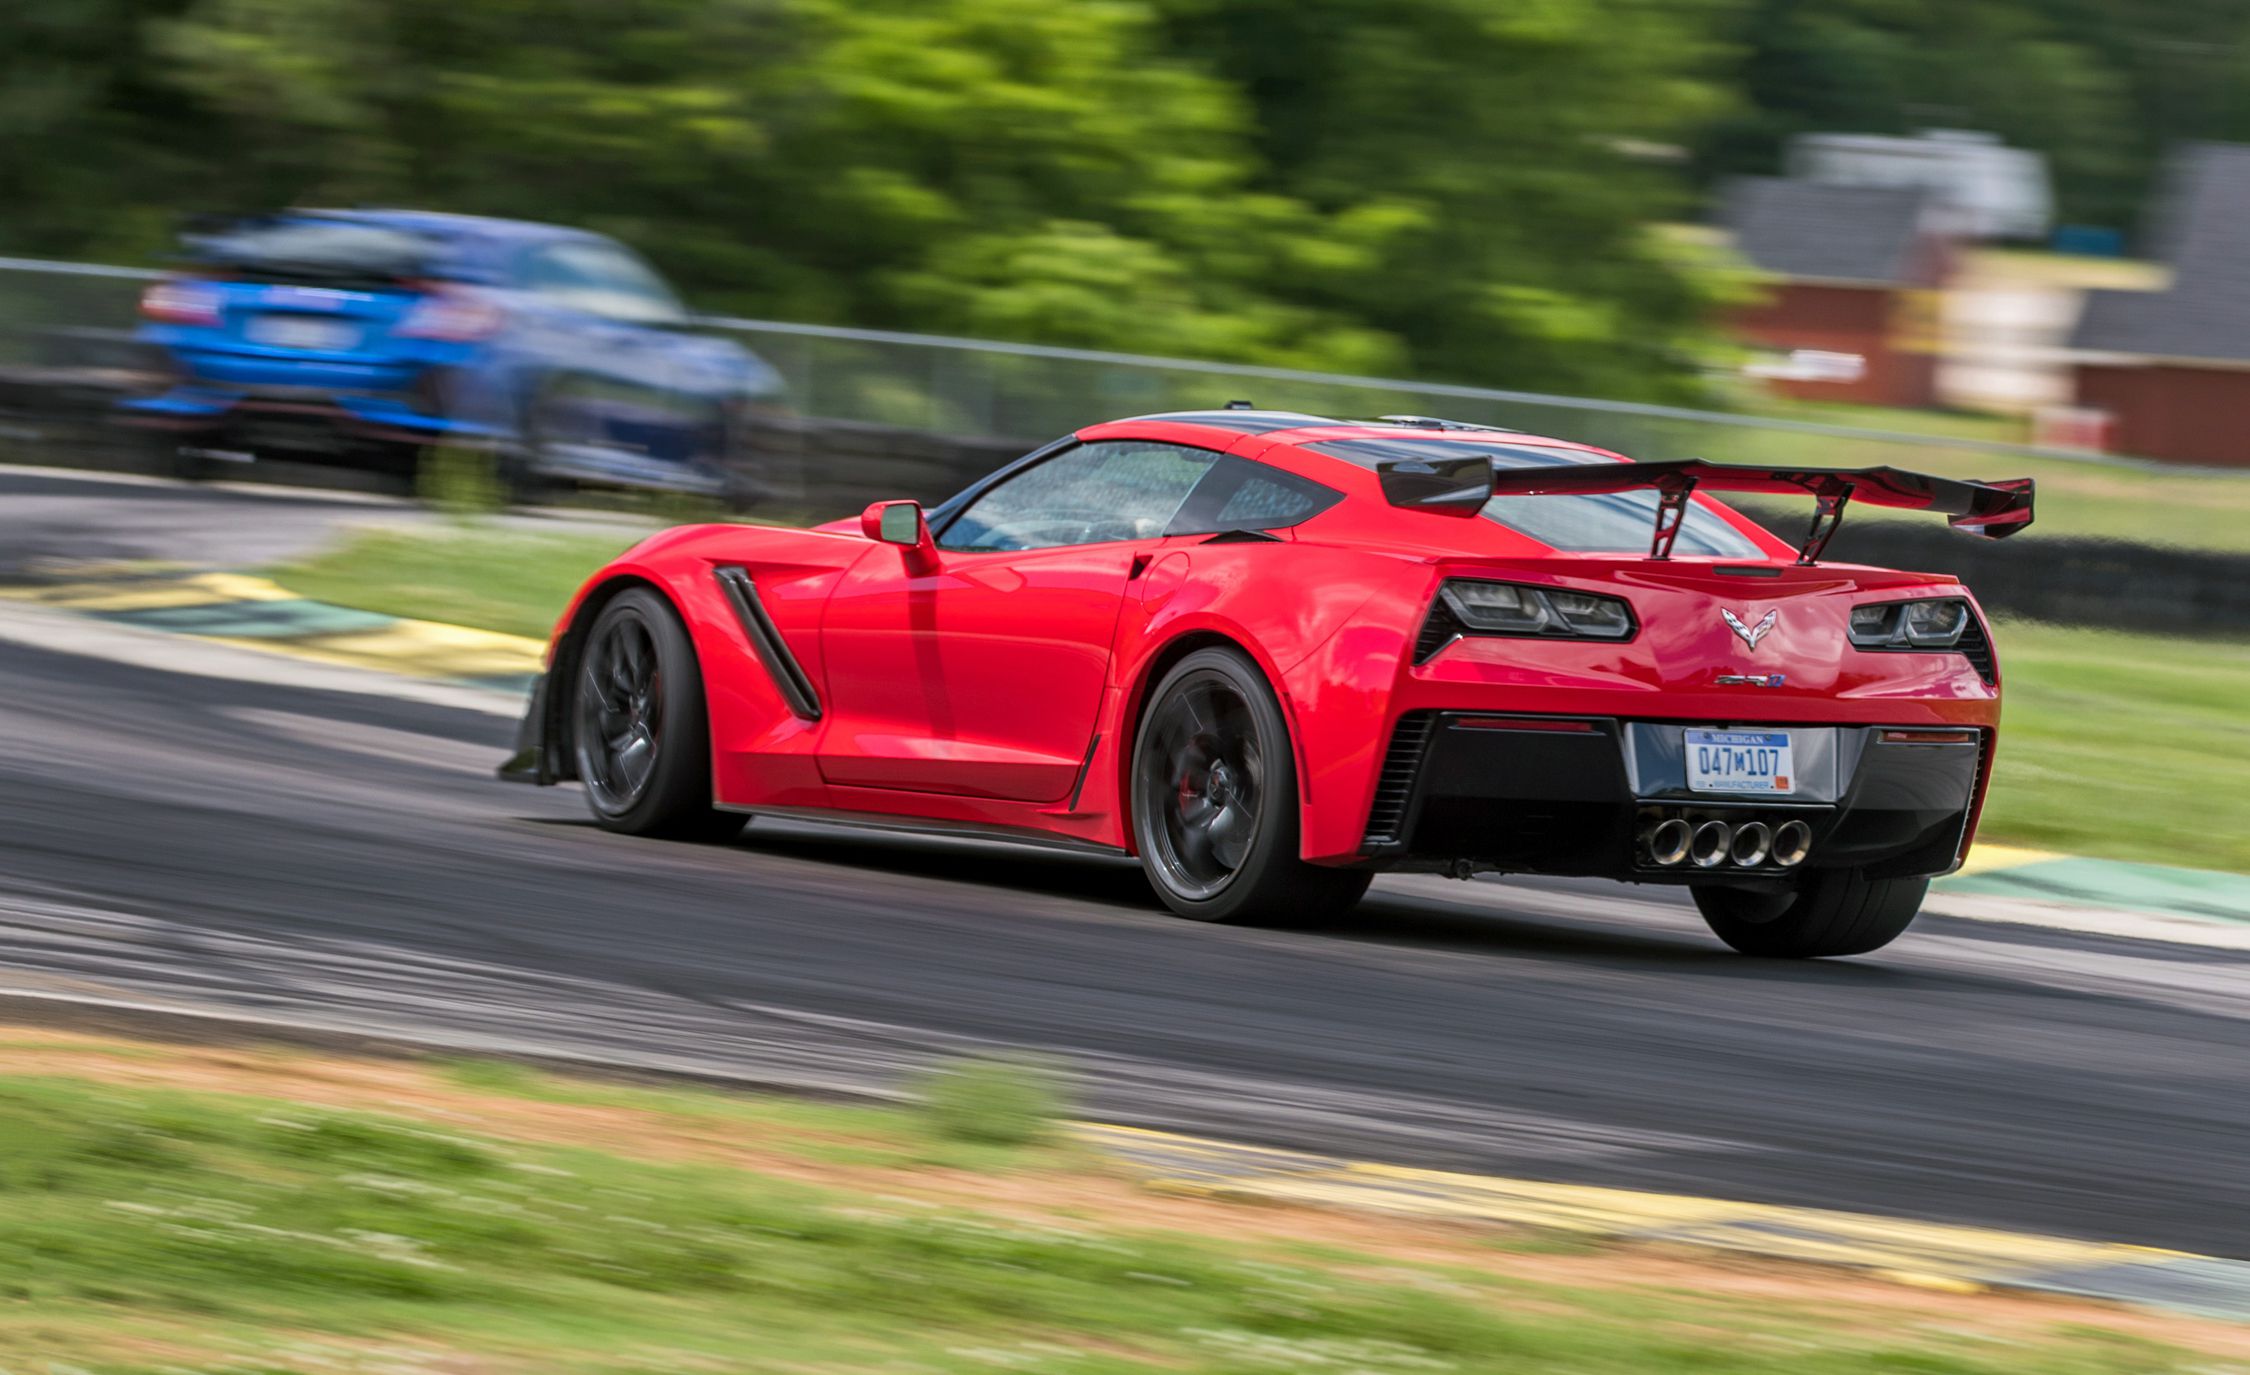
left=0, top=571, right=300, bottom=613
left=1956, top=843, right=2070, bottom=876
left=1078, top=1123, right=2211, bottom=1301
left=3, top=570, right=546, bottom=683
left=208, top=619, right=544, bottom=680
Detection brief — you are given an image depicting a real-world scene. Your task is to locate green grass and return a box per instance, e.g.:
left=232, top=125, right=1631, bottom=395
left=919, top=1056, right=1069, bottom=1147
left=439, top=1056, right=1070, bottom=1172
left=265, top=530, right=2250, bottom=874
left=268, top=526, right=642, bottom=641
left=0, top=1071, right=2210, bottom=1375
left=1749, top=398, right=2032, bottom=446
left=1979, top=622, right=2250, bottom=871
left=1964, top=247, right=2169, bottom=293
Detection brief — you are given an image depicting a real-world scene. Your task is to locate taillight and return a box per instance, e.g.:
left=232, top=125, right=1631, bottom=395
left=397, top=286, right=503, bottom=341
left=140, top=278, right=222, bottom=326
left=1878, top=729, right=1979, bottom=744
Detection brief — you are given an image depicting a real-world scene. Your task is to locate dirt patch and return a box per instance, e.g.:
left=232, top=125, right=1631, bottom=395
left=3, top=1023, right=2246, bottom=1359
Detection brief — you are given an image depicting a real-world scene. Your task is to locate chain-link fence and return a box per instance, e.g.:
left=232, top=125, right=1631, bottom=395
left=700, top=311, right=2070, bottom=466
left=0, top=250, right=2157, bottom=475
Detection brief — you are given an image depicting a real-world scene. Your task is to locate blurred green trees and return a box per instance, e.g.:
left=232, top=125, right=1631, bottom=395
left=0, top=0, right=1731, bottom=399
left=0, top=0, right=2234, bottom=399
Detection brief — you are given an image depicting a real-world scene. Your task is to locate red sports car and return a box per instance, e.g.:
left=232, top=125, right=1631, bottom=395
left=503, top=410, right=2033, bottom=958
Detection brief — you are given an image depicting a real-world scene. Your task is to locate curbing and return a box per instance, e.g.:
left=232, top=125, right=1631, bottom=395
left=1085, top=1124, right=2250, bottom=1322
left=0, top=564, right=543, bottom=692
left=1941, top=852, right=2250, bottom=926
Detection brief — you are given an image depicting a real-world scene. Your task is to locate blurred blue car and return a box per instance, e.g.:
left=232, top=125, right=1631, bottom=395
left=120, top=210, right=784, bottom=504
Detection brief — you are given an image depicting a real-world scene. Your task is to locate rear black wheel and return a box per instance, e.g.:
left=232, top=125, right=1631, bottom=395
left=1692, top=871, right=1927, bottom=958
left=130, top=428, right=202, bottom=481
left=510, top=388, right=584, bottom=508
left=569, top=588, right=744, bottom=842
left=1130, top=648, right=1370, bottom=925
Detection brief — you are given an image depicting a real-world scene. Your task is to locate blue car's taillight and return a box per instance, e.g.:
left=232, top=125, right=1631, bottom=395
left=140, top=278, right=223, bottom=327
left=397, top=286, right=504, bottom=341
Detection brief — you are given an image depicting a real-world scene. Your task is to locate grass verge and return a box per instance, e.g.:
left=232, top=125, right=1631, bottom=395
left=0, top=1026, right=2239, bottom=1374
left=1977, top=622, right=2250, bottom=871
left=267, top=526, right=641, bottom=642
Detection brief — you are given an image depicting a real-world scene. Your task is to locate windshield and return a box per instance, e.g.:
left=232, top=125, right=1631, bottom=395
left=1303, top=437, right=1766, bottom=557
left=182, top=217, right=442, bottom=288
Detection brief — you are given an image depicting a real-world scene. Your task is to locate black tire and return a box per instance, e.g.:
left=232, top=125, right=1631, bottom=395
left=1130, top=647, right=1371, bottom=925
left=569, top=588, right=744, bottom=843
left=1693, top=871, right=1928, bottom=958
left=710, top=401, right=768, bottom=514
left=382, top=442, right=429, bottom=497
left=495, top=444, right=553, bottom=508
left=132, top=429, right=203, bottom=481
left=510, top=388, right=576, bottom=508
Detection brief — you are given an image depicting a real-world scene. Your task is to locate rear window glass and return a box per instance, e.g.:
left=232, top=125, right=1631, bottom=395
left=1169, top=456, right=1343, bottom=534
left=183, top=219, right=440, bottom=287
left=1304, top=438, right=1764, bottom=557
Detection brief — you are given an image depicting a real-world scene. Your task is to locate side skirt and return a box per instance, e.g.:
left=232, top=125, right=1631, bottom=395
left=720, top=803, right=1128, bottom=858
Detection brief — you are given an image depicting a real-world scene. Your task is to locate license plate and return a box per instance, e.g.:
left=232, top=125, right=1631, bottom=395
left=248, top=315, right=358, bottom=351
left=1685, top=729, right=1796, bottom=794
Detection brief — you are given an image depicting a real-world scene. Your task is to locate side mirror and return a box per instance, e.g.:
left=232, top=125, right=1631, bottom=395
left=861, top=499, right=937, bottom=566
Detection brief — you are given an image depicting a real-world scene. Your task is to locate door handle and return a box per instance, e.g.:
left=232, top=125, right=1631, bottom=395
left=1129, top=551, right=1154, bottom=579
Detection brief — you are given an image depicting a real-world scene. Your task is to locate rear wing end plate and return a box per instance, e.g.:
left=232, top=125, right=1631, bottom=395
left=1376, top=456, right=2036, bottom=563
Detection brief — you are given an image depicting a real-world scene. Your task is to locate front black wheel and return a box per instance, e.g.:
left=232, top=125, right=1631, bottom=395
left=1693, top=872, right=1927, bottom=958
left=1130, top=648, right=1370, bottom=925
left=569, top=588, right=744, bottom=842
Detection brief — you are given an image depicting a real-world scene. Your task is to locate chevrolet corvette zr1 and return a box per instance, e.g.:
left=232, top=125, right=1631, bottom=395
left=503, top=410, right=2033, bottom=958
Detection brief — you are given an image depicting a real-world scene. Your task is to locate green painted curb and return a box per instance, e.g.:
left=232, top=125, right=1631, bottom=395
left=1940, top=857, right=2250, bottom=925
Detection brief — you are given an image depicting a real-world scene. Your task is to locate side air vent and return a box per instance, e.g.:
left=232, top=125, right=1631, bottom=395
left=714, top=567, right=823, bottom=721
left=1957, top=613, right=1996, bottom=685
left=1362, top=711, right=1437, bottom=847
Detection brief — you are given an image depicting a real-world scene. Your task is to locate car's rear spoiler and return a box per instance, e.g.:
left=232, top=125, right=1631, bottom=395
left=1375, top=456, right=2036, bottom=564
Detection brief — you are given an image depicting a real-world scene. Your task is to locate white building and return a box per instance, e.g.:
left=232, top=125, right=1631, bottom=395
left=1787, top=130, right=2053, bottom=242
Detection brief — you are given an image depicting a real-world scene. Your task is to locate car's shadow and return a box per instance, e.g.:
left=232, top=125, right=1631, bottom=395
left=695, top=817, right=1951, bottom=989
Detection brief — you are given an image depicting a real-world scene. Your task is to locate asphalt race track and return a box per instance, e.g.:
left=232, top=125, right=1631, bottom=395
left=3, top=470, right=2247, bottom=1259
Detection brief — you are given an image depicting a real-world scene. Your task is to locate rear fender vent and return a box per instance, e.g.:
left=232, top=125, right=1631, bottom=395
left=1953, top=726, right=1996, bottom=864
left=1413, top=603, right=1461, bottom=664
left=1957, top=613, right=1997, bottom=685
left=1362, top=711, right=1437, bottom=847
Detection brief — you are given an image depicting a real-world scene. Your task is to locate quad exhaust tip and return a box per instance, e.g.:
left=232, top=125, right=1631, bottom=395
left=1649, top=816, right=1814, bottom=870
